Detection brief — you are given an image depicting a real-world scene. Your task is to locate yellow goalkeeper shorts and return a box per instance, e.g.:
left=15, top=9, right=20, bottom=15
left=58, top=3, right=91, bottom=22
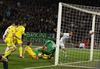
left=28, top=52, right=36, bottom=58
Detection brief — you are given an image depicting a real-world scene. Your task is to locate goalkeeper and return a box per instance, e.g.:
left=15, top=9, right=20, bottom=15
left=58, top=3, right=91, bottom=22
left=35, top=40, right=56, bottom=59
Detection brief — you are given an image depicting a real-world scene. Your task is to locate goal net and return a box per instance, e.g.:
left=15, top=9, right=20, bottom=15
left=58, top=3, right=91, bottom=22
left=55, top=3, right=100, bottom=68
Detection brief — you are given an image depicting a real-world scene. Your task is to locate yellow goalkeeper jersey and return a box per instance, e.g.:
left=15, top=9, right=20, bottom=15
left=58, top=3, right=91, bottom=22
left=15, top=25, right=25, bottom=38
left=25, top=46, right=35, bottom=55
left=7, top=26, right=16, bottom=38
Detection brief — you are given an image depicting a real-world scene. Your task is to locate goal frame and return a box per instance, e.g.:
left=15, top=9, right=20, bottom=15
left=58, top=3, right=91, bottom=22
left=55, top=2, right=99, bottom=65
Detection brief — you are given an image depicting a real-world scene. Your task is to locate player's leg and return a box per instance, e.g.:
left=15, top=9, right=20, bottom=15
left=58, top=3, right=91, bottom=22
left=4, top=38, right=12, bottom=57
left=12, top=40, right=17, bottom=52
left=0, top=55, right=8, bottom=69
left=35, top=47, right=48, bottom=59
left=4, top=47, right=9, bottom=55
left=60, top=43, right=67, bottom=58
left=30, top=53, right=38, bottom=60
left=35, top=48, right=40, bottom=58
left=17, top=39, right=23, bottom=57
left=63, top=48, right=67, bottom=58
left=4, top=39, right=9, bottom=54
left=4, top=38, right=17, bottom=58
left=43, top=54, right=51, bottom=59
left=35, top=47, right=45, bottom=58
left=4, top=46, right=14, bottom=58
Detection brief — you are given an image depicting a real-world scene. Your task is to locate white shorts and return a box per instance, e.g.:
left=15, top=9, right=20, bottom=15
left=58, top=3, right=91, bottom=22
left=79, top=43, right=85, bottom=48
left=59, top=42, right=65, bottom=49
left=3, top=37, right=6, bottom=43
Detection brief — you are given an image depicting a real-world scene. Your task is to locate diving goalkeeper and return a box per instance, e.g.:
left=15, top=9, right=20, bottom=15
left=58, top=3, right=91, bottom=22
left=35, top=40, right=56, bottom=59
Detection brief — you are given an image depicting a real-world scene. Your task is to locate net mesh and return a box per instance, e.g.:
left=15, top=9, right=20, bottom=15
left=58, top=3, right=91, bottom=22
left=58, top=3, right=100, bottom=67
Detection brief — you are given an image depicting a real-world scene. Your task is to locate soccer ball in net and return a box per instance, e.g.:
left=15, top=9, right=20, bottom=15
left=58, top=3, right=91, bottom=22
left=89, top=30, right=94, bottom=35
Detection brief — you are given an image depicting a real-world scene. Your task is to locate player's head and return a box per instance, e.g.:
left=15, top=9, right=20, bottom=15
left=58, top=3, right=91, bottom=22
left=11, top=22, right=15, bottom=26
left=15, top=21, right=19, bottom=27
left=27, top=42, right=32, bottom=47
left=22, top=23, right=27, bottom=27
left=69, top=31, right=73, bottom=36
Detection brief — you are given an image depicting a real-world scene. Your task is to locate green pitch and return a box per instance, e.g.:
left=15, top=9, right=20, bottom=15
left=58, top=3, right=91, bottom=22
left=0, top=45, right=99, bottom=69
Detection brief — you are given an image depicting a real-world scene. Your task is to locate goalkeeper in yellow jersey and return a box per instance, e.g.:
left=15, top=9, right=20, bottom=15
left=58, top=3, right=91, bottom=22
left=14, top=23, right=26, bottom=58
left=23, top=42, right=36, bottom=59
left=4, top=22, right=20, bottom=58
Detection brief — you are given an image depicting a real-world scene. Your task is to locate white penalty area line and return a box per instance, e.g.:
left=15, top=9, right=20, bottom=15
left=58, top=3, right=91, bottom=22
left=24, top=65, right=56, bottom=69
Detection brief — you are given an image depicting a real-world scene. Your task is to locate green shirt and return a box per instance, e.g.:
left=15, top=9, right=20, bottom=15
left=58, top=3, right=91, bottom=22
left=44, top=40, right=56, bottom=57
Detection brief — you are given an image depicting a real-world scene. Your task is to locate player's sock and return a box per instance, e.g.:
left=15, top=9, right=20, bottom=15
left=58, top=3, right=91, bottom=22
left=19, top=47, right=22, bottom=56
left=4, top=47, right=9, bottom=54
left=35, top=50, right=39, bottom=58
left=63, top=51, right=67, bottom=58
left=4, top=50, right=11, bottom=57
left=3, top=61, right=8, bottom=69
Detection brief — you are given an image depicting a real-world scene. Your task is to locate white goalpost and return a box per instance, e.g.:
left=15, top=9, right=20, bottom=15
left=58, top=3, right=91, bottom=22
left=55, top=2, right=100, bottom=68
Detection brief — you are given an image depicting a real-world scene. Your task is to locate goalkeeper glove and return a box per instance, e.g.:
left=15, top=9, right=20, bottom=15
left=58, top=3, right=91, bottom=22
left=42, top=45, right=45, bottom=51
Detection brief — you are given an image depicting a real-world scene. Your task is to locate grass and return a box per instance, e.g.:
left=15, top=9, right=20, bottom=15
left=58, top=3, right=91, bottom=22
left=0, top=45, right=99, bottom=69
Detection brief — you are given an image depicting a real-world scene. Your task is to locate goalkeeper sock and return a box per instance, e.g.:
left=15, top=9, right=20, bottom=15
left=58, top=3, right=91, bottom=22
left=19, top=47, right=22, bottom=56
left=35, top=50, right=39, bottom=58
left=63, top=51, right=67, bottom=57
left=4, top=50, right=11, bottom=57
left=3, top=61, right=8, bottom=69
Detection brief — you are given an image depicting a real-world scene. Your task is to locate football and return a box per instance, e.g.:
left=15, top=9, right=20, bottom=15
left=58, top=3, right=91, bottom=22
left=89, top=30, right=94, bottom=35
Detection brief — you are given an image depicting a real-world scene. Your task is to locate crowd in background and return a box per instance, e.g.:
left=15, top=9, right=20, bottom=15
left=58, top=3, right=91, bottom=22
left=0, top=0, right=99, bottom=44
left=0, top=0, right=100, bottom=33
left=0, top=0, right=58, bottom=34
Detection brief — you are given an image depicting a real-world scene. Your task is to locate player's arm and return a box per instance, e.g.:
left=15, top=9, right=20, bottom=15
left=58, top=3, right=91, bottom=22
left=70, top=38, right=73, bottom=46
left=6, top=32, right=8, bottom=38
left=53, top=28, right=63, bottom=36
left=23, top=48, right=27, bottom=58
left=22, top=28, right=26, bottom=36
left=13, top=33, right=20, bottom=40
left=4, top=28, right=10, bottom=39
left=42, top=40, right=51, bottom=51
left=23, top=50, right=26, bottom=58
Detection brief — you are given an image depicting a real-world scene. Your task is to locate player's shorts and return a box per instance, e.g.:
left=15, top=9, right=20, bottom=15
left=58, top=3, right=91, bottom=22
left=28, top=52, right=36, bottom=58
left=0, top=55, right=2, bottom=60
left=14, top=37, right=22, bottom=45
left=59, top=42, right=65, bottom=49
left=6, top=38, right=15, bottom=47
left=9, top=46, right=15, bottom=50
left=4, top=39, right=6, bottom=43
